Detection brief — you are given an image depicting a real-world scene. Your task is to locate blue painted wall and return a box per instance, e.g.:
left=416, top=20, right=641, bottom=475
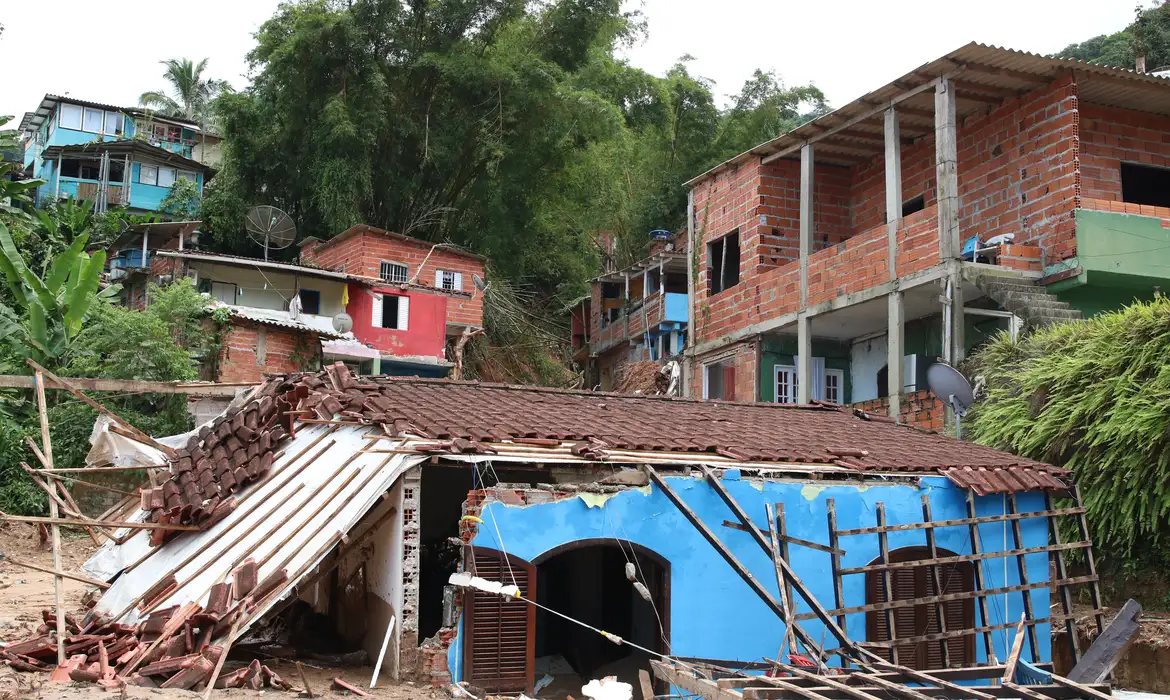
left=664, top=292, right=688, bottom=323
left=448, top=474, right=1051, bottom=679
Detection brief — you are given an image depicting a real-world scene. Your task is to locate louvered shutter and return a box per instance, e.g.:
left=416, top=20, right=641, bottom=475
left=436, top=270, right=444, bottom=287
left=397, top=296, right=409, bottom=331
left=463, top=547, right=535, bottom=693
left=454, top=272, right=463, bottom=291
left=371, top=293, right=383, bottom=328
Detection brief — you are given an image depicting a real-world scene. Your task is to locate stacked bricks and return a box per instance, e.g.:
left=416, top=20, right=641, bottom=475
left=851, top=389, right=945, bottom=432
left=300, top=226, right=485, bottom=328
left=1080, top=103, right=1170, bottom=203
left=998, top=244, right=1043, bottom=272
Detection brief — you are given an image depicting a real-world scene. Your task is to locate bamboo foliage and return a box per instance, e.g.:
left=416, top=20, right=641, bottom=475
left=967, top=298, right=1170, bottom=567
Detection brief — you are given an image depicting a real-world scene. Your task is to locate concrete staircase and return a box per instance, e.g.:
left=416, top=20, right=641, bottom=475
left=974, top=274, right=1083, bottom=327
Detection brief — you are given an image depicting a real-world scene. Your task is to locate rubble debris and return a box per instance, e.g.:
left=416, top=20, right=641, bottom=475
left=333, top=677, right=373, bottom=696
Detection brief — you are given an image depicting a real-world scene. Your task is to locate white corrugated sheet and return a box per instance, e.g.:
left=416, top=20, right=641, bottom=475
left=90, top=423, right=422, bottom=626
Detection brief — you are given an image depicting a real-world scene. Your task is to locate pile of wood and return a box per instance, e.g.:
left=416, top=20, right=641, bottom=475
left=0, top=561, right=292, bottom=692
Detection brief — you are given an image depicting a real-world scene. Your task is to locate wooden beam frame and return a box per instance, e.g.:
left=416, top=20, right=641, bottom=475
left=837, top=541, right=1090, bottom=575
left=1045, top=492, right=1081, bottom=664
left=921, top=495, right=950, bottom=668
left=1007, top=494, right=1040, bottom=660
left=875, top=503, right=899, bottom=665
left=835, top=507, right=1084, bottom=536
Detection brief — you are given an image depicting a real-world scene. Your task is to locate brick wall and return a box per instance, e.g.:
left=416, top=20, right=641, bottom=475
left=217, top=321, right=315, bottom=383
left=689, top=74, right=1081, bottom=348
left=690, top=341, right=758, bottom=400
left=1080, top=103, right=1170, bottom=203
left=301, top=227, right=485, bottom=328
left=851, top=389, right=944, bottom=431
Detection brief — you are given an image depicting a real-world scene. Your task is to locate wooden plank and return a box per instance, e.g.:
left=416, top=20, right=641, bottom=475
left=866, top=663, right=996, bottom=700
left=860, top=618, right=1046, bottom=649
left=848, top=673, right=933, bottom=700
left=966, top=491, right=997, bottom=663
left=1008, top=494, right=1040, bottom=660
left=775, top=503, right=794, bottom=618
left=721, top=520, right=844, bottom=555
left=1045, top=492, right=1081, bottom=664
left=690, top=465, right=853, bottom=664
left=646, top=465, right=826, bottom=663
left=836, top=508, right=1085, bottom=536
left=725, top=684, right=1102, bottom=700
left=43, top=471, right=139, bottom=496
left=650, top=661, right=745, bottom=700
left=203, top=616, right=242, bottom=698
left=19, top=461, right=103, bottom=545
left=1002, top=614, right=1028, bottom=683
left=765, top=503, right=796, bottom=659
left=778, top=666, right=888, bottom=700
left=1067, top=599, right=1142, bottom=684
left=1002, top=683, right=1051, bottom=700
left=791, top=576, right=1098, bottom=621
left=825, top=499, right=848, bottom=667
left=920, top=494, right=950, bottom=669
left=0, top=374, right=248, bottom=396
left=27, top=359, right=177, bottom=457
left=34, top=370, right=65, bottom=666
left=838, top=542, right=1090, bottom=574
left=875, top=503, right=899, bottom=665
left=760, top=67, right=965, bottom=165
left=0, top=554, right=110, bottom=588
left=0, top=514, right=200, bottom=531
left=36, top=464, right=165, bottom=474
left=1050, top=674, right=1113, bottom=700
left=639, top=669, right=655, bottom=700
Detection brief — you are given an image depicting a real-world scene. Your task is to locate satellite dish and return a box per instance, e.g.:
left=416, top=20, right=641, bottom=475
left=332, top=312, right=353, bottom=334
left=926, top=362, right=975, bottom=437
left=244, top=205, right=297, bottom=261
left=472, top=274, right=487, bottom=291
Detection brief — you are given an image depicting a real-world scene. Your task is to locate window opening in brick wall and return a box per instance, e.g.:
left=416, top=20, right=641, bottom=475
left=902, top=194, right=925, bottom=217
left=706, top=230, right=740, bottom=295
left=298, top=289, right=320, bottom=315
left=704, top=360, right=735, bottom=400
left=380, top=260, right=409, bottom=283
left=436, top=269, right=463, bottom=291
left=1120, top=162, right=1170, bottom=209
left=865, top=545, right=976, bottom=669
left=665, top=272, right=687, bottom=294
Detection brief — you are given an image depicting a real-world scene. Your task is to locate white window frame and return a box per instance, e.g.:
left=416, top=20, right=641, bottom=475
left=83, top=107, right=105, bottom=133
left=380, top=260, right=409, bottom=284
left=105, top=111, right=123, bottom=135
left=824, top=368, right=844, bottom=404
left=775, top=365, right=798, bottom=404
left=371, top=292, right=410, bottom=330
left=436, top=269, right=463, bottom=292
left=703, top=360, right=733, bottom=400
left=210, top=281, right=237, bottom=305
left=139, top=164, right=158, bottom=186
left=59, top=104, right=83, bottom=130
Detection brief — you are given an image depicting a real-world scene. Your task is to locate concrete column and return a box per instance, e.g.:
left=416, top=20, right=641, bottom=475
left=799, top=143, right=814, bottom=307
left=884, top=107, right=901, bottom=279
left=683, top=190, right=695, bottom=397
left=935, top=79, right=959, bottom=260
left=797, top=313, right=812, bottom=404
left=887, top=291, right=904, bottom=420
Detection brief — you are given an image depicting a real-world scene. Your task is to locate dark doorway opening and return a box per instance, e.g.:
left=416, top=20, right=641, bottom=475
left=1121, top=162, right=1170, bottom=208
left=533, top=541, right=669, bottom=692
left=419, top=464, right=548, bottom=641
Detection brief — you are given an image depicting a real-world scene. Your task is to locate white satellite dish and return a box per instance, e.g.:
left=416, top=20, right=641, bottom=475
left=926, top=362, right=975, bottom=437
left=245, top=205, right=297, bottom=261
left=472, top=273, right=488, bottom=291
left=332, top=312, right=353, bottom=334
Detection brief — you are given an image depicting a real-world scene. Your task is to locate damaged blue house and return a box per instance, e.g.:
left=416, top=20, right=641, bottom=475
left=65, top=364, right=1100, bottom=698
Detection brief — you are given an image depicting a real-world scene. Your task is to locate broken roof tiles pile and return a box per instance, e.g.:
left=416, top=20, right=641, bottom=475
left=144, top=363, right=1068, bottom=532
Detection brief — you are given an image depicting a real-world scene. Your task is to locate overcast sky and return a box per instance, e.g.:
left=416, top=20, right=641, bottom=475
left=0, top=0, right=1137, bottom=125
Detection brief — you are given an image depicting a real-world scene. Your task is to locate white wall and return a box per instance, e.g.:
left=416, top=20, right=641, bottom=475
left=188, top=261, right=348, bottom=316
left=850, top=334, right=888, bottom=403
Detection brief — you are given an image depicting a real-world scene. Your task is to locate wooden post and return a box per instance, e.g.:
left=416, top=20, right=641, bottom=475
left=825, top=499, right=848, bottom=668
left=799, top=143, right=814, bottom=307
left=1006, top=494, right=1039, bottom=661
left=920, top=495, right=950, bottom=668
left=203, top=616, right=242, bottom=699
left=935, top=78, right=959, bottom=260
left=875, top=503, right=899, bottom=665
left=684, top=189, right=696, bottom=398
left=965, top=491, right=998, bottom=663
left=1044, top=492, right=1080, bottom=664
left=775, top=503, right=794, bottom=613
left=34, top=370, right=66, bottom=665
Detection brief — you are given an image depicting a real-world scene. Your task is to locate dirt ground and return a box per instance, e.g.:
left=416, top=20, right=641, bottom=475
left=0, top=523, right=449, bottom=700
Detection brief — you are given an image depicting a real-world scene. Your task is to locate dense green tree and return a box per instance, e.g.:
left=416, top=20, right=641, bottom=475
left=139, top=58, right=231, bottom=122
left=1056, top=3, right=1170, bottom=72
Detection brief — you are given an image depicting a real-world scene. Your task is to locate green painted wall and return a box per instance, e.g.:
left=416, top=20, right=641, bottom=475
left=1050, top=210, right=1170, bottom=316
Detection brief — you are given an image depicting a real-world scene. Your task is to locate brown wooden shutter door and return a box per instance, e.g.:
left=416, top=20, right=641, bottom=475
left=463, top=547, right=536, bottom=693
left=723, top=365, right=736, bottom=401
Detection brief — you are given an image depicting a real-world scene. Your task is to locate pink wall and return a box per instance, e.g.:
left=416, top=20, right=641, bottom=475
left=349, top=285, right=448, bottom=359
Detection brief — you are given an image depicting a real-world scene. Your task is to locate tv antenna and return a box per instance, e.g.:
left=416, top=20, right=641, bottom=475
left=926, top=362, right=975, bottom=438
left=245, top=205, right=297, bottom=261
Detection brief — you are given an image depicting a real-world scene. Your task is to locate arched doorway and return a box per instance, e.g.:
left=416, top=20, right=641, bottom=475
left=865, top=545, right=976, bottom=669
left=461, top=541, right=669, bottom=694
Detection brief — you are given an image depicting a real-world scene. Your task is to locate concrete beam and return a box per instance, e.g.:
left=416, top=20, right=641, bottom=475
left=799, top=143, right=814, bottom=307
left=935, top=79, right=959, bottom=260
left=887, top=292, right=904, bottom=420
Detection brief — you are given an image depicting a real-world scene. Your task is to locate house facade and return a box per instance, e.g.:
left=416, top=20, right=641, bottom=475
left=106, top=223, right=487, bottom=386
left=19, top=94, right=219, bottom=214
left=661, top=43, right=1170, bottom=425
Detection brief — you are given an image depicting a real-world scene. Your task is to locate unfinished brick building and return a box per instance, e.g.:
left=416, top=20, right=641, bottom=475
left=681, top=43, right=1170, bottom=420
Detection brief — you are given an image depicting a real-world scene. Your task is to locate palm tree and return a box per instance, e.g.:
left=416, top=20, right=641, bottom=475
left=138, top=58, right=231, bottom=121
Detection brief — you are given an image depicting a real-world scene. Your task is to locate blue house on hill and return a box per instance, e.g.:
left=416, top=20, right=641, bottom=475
left=18, top=94, right=219, bottom=214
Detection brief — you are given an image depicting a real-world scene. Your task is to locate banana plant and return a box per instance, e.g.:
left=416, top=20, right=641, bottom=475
left=0, top=222, right=121, bottom=366
left=0, top=115, right=44, bottom=219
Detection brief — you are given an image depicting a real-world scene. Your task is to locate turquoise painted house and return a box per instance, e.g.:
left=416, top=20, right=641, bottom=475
left=19, top=94, right=219, bottom=214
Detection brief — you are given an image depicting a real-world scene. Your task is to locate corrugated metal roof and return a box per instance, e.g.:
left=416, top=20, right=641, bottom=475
left=687, top=42, right=1170, bottom=184
left=219, top=303, right=350, bottom=339
left=41, top=139, right=213, bottom=173
left=90, top=424, right=423, bottom=626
